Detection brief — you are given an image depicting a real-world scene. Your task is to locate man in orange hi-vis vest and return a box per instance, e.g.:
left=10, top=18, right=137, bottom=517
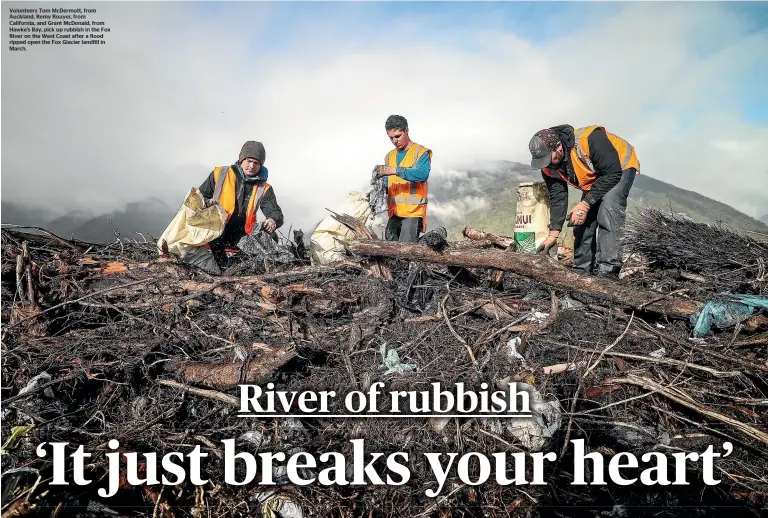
left=375, top=115, right=432, bottom=242
left=199, top=141, right=284, bottom=268
left=528, top=125, right=639, bottom=278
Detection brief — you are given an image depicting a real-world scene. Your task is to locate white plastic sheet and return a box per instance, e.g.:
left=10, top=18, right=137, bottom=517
left=309, top=191, right=371, bottom=265
left=157, top=187, right=229, bottom=274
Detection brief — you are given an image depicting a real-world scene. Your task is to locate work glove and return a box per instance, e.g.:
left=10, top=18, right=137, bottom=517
left=262, top=218, right=277, bottom=233
left=567, top=200, right=591, bottom=226
left=536, top=230, right=560, bottom=254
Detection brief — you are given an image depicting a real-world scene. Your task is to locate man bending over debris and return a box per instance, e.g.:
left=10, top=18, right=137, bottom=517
left=528, top=125, right=640, bottom=278
left=199, top=141, right=284, bottom=267
left=375, top=115, right=432, bottom=242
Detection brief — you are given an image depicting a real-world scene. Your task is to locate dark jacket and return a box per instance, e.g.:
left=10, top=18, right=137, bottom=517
left=542, top=125, right=625, bottom=231
left=199, top=162, right=284, bottom=247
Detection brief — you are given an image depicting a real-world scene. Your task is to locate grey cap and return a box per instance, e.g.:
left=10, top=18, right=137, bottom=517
left=529, top=134, right=553, bottom=169
left=528, top=128, right=561, bottom=169
left=239, top=141, right=266, bottom=165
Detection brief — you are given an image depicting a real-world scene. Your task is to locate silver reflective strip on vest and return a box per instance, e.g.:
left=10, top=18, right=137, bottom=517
left=406, top=145, right=421, bottom=167
left=393, top=194, right=427, bottom=205
left=212, top=167, right=228, bottom=201
left=253, top=184, right=266, bottom=212
left=249, top=183, right=267, bottom=223
left=572, top=128, right=595, bottom=172
left=620, top=140, right=634, bottom=168
left=574, top=142, right=595, bottom=172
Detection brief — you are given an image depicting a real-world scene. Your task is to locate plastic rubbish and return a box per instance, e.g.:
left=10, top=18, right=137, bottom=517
left=310, top=191, right=372, bottom=265
left=559, top=295, right=585, bottom=310
left=527, top=311, right=549, bottom=323
left=238, top=231, right=296, bottom=265
left=514, top=182, right=551, bottom=253
left=178, top=244, right=221, bottom=275
left=690, top=294, right=768, bottom=337
left=379, top=342, right=417, bottom=375
left=430, top=416, right=452, bottom=433
left=18, top=372, right=52, bottom=396
left=254, top=490, right=304, bottom=518
left=368, top=167, right=389, bottom=216
left=3, top=372, right=53, bottom=422
left=506, top=337, right=525, bottom=363
left=157, top=187, right=229, bottom=274
left=497, top=382, right=562, bottom=451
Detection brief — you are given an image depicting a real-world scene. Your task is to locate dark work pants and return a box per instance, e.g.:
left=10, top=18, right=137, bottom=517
left=385, top=216, right=421, bottom=242
left=573, top=168, right=636, bottom=275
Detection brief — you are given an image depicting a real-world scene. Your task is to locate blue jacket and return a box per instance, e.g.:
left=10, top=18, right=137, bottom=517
left=383, top=149, right=431, bottom=188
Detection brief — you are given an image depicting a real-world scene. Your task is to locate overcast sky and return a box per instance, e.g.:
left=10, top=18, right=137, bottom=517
left=2, top=1, right=767, bottom=230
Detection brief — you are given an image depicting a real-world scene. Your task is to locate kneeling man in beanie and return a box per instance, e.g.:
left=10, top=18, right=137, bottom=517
left=528, top=125, right=639, bottom=278
left=199, top=140, right=284, bottom=267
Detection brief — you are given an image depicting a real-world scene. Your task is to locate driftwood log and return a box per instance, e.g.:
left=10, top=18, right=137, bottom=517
left=167, top=344, right=296, bottom=390
left=349, top=240, right=703, bottom=318
left=462, top=226, right=514, bottom=249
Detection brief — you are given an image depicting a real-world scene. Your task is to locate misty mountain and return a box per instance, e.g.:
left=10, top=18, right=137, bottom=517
left=427, top=160, right=768, bottom=243
left=62, top=198, right=177, bottom=243
left=47, top=210, right=96, bottom=238
left=761, top=214, right=768, bottom=226
left=1, top=198, right=176, bottom=243
left=1, top=201, right=57, bottom=229
left=3, top=162, right=765, bottom=244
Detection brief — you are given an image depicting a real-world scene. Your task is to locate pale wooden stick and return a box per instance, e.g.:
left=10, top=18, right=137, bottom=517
left=607, top=375, right=768, bottom=446
left=156, top=379, right=239, bottom=407
left=566, top=345, right=742, bottom=378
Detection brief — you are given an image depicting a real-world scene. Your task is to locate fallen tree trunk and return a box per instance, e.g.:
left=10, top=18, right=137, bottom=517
left=167, top=344, right=295, bottom=389
left=349, top=240, right=703, bottom=318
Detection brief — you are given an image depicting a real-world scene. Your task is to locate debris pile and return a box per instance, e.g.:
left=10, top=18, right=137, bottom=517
left=623, top=208, right=768, bottom=297
left=2, top=212, right=767, bottom=517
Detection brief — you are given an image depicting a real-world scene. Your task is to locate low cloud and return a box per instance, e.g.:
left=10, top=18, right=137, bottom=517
left=2, top=2, right=766, bottom=231
left=430, top=196, right=491, bottom=223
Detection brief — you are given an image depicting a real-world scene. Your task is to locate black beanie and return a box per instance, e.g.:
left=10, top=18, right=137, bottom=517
left=239, top=141, right=266, bottom=165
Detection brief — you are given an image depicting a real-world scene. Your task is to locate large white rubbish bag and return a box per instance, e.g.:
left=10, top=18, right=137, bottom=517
left=309, top=191, right=371, bottom=265
left=157, top=187, right=229, bottom=274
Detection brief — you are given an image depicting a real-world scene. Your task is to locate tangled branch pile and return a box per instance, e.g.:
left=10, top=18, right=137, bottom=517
left=2, top=215, right=767, bottom=518
left=623, top=208, right=768, bottom=296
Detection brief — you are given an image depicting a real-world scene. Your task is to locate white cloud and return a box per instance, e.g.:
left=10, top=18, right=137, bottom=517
left=2, top=1, right=766, bottom=229
left=430, top=196, right=491, bottom=223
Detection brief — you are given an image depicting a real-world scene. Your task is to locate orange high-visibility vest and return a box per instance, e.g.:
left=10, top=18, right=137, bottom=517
left=212, top=166, right=271, bottom=235
left=385, top=142, right=431, bottom=232
left=542, top=126, right=640, bottom=191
